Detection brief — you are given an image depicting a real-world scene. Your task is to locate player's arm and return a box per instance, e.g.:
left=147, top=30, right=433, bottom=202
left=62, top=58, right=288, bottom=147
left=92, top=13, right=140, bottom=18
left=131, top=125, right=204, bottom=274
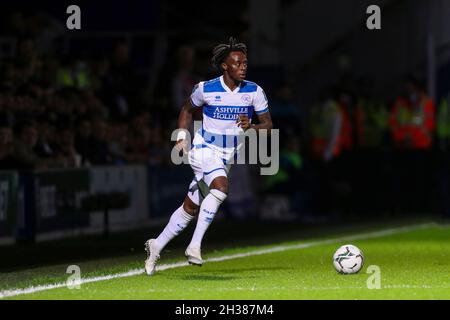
left=177, top=99, right=196, bottom=130
left=174, top=100, right=196, bottom=153
left=237, top=111, right=273, bottom=132
left=237, top=85, right=273, bottom=133
left=253, top=111, right=273, bottom=131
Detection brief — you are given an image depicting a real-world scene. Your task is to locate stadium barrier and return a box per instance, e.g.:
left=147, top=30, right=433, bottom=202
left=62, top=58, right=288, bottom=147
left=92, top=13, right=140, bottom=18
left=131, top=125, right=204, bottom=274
left=0, top=171, right=19, bottom=245
left=147, top=165, right=192, bottom=220
left=81, top=192, right=130, bottom=237
left=31, top=168, right=91, bottom=242
left=0, top=165, right=202, bottom=244
left=89, top=166, right=149, bottom=235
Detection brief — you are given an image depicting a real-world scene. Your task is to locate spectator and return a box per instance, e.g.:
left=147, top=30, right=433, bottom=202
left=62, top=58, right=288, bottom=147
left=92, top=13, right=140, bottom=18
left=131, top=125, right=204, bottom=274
left=269, top=82, right=301, bottom=135
left=103, top=40, right=139, bottom=119
left=171, top=45, right=199, bottom=112
left=126, top=111, right=151, bottom=164
left=34, top=117, right=57, bottom=158
left=74, top=117, right=93, bottom=166
left=0, top=113, right=15, bottom=170
left=353, top=79, right=390, bottom=214
left=12, top=119, right=40, bottom=170
left=57, top=127, right=82, bottom=168
left=264, top=134, right=311, bottom=216
left=309, top=87, right=343, bottom=163
left=107, top=121, right=128, bottom=165
left=12, top=119, right=65, bottom=170
left=15, top=36, right=42, bottom=83
left=56, top=56, right=91, bottom=90
left=389, top=77, right=436, bottom=213
left=86, top=117, right=113, bottom=165
left=389, top=77, right=435, bottom=151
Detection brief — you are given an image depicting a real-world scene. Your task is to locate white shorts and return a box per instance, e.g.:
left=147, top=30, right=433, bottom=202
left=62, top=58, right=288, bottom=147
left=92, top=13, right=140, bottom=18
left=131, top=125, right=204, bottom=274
left=186, top=145, right=231, bottom=205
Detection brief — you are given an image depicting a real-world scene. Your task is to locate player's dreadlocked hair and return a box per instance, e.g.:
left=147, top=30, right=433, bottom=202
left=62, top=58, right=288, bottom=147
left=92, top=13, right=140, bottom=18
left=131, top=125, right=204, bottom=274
left=211, top=37, right=247, bottom=72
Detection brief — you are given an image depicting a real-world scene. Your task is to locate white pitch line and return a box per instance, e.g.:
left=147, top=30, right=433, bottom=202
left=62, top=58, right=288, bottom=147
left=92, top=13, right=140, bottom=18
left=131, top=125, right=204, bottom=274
left=0, top=223, right=436, bottom=299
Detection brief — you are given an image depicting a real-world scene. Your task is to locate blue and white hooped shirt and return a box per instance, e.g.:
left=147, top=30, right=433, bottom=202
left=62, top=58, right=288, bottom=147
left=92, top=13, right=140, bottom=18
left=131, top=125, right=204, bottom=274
left=189, top=76, right=269, bottom=161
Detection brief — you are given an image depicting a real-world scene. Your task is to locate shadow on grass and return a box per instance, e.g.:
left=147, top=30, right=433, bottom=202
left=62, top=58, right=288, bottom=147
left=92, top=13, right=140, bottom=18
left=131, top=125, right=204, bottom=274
left=166, top=266, right=295, bottom=282
left=201, top=266, right=296, bottom=274
left=172, top=274, right=240, bottom=281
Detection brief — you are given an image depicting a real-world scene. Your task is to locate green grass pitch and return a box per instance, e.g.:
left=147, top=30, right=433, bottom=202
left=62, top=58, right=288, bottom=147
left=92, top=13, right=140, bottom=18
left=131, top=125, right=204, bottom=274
left=1, top=223, right=449, bottom=300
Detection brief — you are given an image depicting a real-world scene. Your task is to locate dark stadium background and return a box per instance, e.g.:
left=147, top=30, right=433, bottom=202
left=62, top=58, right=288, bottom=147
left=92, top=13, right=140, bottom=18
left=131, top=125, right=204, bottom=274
left=1, top=0, right=449, bottom=270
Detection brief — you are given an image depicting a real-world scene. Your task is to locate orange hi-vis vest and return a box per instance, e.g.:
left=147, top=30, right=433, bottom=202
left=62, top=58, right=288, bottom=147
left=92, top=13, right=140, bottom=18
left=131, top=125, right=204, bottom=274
left=389, top=96, right=435, bottom=149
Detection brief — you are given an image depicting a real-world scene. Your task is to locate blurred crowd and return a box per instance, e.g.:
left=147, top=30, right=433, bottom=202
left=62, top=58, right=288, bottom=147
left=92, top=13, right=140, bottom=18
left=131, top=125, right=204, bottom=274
left=0, top=12, right=174, bottom=171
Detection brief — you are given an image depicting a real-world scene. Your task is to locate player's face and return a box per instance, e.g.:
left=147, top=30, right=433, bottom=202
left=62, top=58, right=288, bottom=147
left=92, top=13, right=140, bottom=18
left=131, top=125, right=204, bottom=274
left=223, top=51, right=247, bottom=82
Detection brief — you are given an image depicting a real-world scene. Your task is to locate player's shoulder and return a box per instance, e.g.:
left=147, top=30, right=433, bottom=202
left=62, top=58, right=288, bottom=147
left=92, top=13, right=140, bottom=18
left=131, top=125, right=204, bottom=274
left=239, top=80, right=262, bottom=93
left=202, top=76, right=226, bottom=93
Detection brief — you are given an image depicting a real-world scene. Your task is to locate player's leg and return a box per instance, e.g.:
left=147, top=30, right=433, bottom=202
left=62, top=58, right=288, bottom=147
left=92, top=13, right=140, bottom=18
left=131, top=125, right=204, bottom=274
left=144, top=181, right=200, bottom=276
left=153, top=195, right=199, bottom=251
left=185, top=174, right=228, bottom=266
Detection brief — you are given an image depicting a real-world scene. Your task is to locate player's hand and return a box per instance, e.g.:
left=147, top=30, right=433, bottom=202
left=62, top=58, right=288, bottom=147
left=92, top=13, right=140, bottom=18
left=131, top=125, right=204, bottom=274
left=175, top=139, right=188, bottom=155
left=236, top=114, right=251, bottom=131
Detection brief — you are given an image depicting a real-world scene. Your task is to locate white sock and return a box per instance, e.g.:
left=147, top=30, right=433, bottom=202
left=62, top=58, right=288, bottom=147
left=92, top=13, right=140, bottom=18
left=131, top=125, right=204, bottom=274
left=154, top=205, right=194, bottom=252
left=188, top=189, right=227, bottom=249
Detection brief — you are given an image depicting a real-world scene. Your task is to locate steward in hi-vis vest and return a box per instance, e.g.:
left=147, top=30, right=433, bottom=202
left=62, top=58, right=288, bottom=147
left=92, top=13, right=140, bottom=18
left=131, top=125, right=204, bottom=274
left=389, top=93, right=435, bottom=150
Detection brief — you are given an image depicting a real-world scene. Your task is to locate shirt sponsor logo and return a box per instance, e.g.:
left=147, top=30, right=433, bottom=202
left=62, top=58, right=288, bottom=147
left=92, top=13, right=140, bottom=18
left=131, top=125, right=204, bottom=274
left=212, top=106, right=248, bottom=120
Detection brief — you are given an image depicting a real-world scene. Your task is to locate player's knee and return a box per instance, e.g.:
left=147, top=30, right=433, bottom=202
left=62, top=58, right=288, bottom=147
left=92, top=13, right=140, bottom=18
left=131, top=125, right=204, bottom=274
left=183, top=198, right=200, bottom=216
left=209, top=188, right=227, bottom=204
left=184, top=206, right=199, bottom=216
left=210, top=178, right=228, bottom=194
left=217, top=183, right=228, bottom=194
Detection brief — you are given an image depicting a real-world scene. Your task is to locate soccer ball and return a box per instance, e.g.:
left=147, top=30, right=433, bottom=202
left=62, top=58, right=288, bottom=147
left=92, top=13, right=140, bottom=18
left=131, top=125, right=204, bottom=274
left=333, top=244, right=364, bottom=274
